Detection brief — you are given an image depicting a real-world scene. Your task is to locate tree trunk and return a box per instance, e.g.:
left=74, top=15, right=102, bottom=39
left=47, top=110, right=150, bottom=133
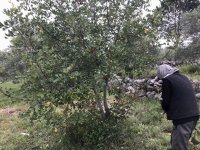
left=103, top=79, right=110, bottom=118
left=93, top=84, right=106, bottom=120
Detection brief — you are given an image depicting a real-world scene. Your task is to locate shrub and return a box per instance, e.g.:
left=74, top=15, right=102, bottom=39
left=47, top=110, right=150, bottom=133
left=187, top=65, right=200, bottom=74
left=49, top=112, right=125, bottom=150
left=49, top=99, right=172, bottom=150
left=49, top=96, right=133, bottom=150
left=179, top=64, right=200, bottom=75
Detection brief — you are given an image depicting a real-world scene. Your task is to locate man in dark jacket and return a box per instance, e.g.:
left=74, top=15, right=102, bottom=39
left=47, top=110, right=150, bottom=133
left=157, top=64, right=199, bottom=150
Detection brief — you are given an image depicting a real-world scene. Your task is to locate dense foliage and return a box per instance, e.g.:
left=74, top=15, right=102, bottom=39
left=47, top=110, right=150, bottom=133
left=0, top=51, right=25, bottom=81
left=1, top=0, right=159, bottom=120
left=0, top=0, right=162, bottom=148
left=175, top=5, right=200, bottom=61
left=154, top=0, right=200, bottom=62
left=158, top=0, right=199, bottom=42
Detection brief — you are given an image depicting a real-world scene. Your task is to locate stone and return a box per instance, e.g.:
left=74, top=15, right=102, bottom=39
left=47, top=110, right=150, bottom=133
left=108, top=75, right=200, bottom=100
left=147, top=85, right=154, bottom=91
left=138, top=89, right=146, bottom=97
left=124, top=77, right=133, bottom=83
left=196, top=93, right=200, bottom=99
left=149, top=79, right=156, bottom=85
left=134, top=79, right=146, bottom=84
left=158, top=80, right=163, bottom=84
left=126, top=86, right=135, bottom=94
left=154, top=93, right=162, bottom=100
left=146, top=91, right=156, bottom=99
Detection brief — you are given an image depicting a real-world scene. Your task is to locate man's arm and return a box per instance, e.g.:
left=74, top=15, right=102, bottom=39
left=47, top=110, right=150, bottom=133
left=161, top=79, right=171, bottom=112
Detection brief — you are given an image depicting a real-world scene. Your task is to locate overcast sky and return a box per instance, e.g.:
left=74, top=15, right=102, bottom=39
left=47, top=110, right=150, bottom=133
left=0, top=0, right=161, bottom=51
left=0, top=0, right=16, bottom=51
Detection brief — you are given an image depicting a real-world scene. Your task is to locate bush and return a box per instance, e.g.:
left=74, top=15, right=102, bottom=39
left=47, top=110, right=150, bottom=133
left=49, top=99, right=172, bottom=150
left=187, top=65, right=200, bottom=74
left=48, top=112, right=123, bottom=150
left=179, top=64, right=200, bottom=75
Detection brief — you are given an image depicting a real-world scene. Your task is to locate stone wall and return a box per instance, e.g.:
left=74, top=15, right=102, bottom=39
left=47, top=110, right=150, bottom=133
left=109, top=74, right=200, bottom=100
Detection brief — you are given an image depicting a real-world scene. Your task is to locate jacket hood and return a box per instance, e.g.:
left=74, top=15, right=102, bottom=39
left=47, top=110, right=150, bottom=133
left=157, top=64, right=178, bottom=79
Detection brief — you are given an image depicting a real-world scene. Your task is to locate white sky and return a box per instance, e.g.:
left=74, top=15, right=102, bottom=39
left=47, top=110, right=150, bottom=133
left=0, top=0, right=17, bottom=51
left=0, top=0, right=161, bottom=51
left=149, top=0, right=161, bottom=10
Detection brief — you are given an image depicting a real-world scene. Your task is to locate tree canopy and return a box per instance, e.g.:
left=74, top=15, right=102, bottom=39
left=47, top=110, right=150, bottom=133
left=1, top=0, right=160, bottom=120
left=158, top=0, right=200, bottom=46
left=175, top=5, right=200, bottom=61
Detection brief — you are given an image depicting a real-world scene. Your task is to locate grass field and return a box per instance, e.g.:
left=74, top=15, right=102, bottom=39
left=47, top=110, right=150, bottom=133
left=0, top=81, right=200, bottom=149
left=0, top=81, right=28, bottom=149
left=0, top=81, right=23, bottom=107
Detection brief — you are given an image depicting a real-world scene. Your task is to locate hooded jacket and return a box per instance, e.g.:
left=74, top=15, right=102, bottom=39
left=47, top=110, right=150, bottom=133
left=157, top=64, right=178, bottom=79
left=157, top=64, right=199, bottom=124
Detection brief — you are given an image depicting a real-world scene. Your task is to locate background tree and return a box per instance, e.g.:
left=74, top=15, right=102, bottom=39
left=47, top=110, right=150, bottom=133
left=158, top=0, right=200, bottom=48
left=0, top=49, right=25, bottom=81
left=175, top=5, right=200, bottom=61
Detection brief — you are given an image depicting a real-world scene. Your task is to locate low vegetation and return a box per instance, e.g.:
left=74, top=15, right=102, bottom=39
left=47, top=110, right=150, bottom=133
left=179, top=64, right=200, bottom=80
left=1, top=82, right=200, bottom=149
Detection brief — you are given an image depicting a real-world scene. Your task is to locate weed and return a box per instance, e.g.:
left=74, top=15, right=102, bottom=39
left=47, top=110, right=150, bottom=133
left=179, top=64, right=200, bottom=80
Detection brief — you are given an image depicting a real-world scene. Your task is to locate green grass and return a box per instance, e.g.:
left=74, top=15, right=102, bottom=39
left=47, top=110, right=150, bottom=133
left=178, top=64, right=200, bottom=80
left=0, top=81, right=23, bottom=107
left=0, top=81, right=64, bottom=150
left=0, top=81, right=200, bottom=149
left=0, top=81, right=22, bottom=89
left=122, top=99, right=200, bottom=150
left=0, top=109, right=52, bottom=149
left=0, top=82, right=25, bottom=149
left=0, top=98, right=200, bottom=150
left=121, top=99, right=171, bottom=150
left=0, top=104, right=28, bottom=149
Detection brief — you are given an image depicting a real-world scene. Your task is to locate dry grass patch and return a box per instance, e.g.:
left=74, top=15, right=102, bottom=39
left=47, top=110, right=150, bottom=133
left=0, top=104, right=29, bottom=149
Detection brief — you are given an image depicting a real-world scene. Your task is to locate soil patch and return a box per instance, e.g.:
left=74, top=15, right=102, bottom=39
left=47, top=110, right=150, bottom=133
left=0, top=107, right=22, bottom=115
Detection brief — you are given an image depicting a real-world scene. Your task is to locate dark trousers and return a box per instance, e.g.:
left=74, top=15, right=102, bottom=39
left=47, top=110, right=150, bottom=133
left=170, top=120, right=198, bottom=150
